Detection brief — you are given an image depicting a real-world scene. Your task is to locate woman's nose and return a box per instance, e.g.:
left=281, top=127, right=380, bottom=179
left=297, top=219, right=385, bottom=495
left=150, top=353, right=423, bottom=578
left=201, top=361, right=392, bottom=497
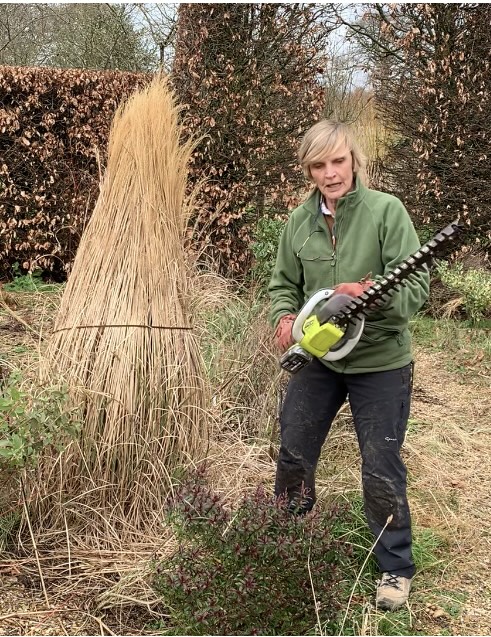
left=324, top=163, right=336, bottom=178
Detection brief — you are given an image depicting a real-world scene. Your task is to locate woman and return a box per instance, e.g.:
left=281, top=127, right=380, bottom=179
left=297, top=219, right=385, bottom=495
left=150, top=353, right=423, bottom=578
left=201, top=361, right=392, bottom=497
left=268, top=120, right=429, bottom=611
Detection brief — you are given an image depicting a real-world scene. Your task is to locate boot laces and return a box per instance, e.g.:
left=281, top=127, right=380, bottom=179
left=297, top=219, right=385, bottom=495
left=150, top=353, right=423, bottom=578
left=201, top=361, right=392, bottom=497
left=380, top=573, right=403, bottom=590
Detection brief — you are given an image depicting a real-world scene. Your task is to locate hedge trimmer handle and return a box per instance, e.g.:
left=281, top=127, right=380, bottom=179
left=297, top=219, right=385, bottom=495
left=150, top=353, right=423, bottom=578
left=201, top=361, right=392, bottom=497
left=291, top=289, right=365, bottom=361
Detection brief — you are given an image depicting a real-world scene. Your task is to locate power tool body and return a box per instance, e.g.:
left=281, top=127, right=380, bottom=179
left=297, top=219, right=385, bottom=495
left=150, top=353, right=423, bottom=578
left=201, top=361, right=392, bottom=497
left=280, top=219, right=462, bottom=374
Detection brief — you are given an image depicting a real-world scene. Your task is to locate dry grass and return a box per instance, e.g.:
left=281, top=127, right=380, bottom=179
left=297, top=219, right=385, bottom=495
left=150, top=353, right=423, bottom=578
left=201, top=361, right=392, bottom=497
left=351, top=98, right=393, bottom=187
left=439, top=296, right=465, bottom=319
left=404, top=348, right=491, bottom=536
left=314, top=344, right=491, bottom=532
left=36, top=75, right=209, bottom=533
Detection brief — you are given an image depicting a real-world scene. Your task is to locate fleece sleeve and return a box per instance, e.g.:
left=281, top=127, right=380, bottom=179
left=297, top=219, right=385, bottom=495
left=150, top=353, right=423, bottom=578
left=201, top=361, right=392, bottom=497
left=268, top=220, right=304, bottom=329
left=377, top=200, right=430, bottom=321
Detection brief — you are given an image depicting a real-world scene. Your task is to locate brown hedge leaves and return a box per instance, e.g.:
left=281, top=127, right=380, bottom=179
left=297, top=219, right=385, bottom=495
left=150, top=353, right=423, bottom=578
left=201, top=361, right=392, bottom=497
left=0, top=65, right=150, bottom=276
left=172, top=4, right=328, bottom=275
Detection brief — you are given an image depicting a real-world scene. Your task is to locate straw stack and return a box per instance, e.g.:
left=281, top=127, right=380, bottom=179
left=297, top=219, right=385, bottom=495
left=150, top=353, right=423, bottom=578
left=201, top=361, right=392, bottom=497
left=43, top=75, right=208, bottom=528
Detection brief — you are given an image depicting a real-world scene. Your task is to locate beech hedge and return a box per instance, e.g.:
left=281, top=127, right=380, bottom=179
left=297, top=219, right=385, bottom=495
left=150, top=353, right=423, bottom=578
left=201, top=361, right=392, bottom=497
left=0, top=65, right=150, bottom=278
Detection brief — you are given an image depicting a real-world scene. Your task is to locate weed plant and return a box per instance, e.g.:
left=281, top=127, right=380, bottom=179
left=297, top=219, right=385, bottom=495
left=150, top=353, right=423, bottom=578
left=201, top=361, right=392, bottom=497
left=0, top=507, right=20, bottom=551
left=0, top=372, right=81, bottom=550
left=4, top=266, right=60, bottom=293
left=154, top=469, right=353, bottom=635
left=0, top=372, right=80, bottom=469
left=435, top=260, right=491, bottom=324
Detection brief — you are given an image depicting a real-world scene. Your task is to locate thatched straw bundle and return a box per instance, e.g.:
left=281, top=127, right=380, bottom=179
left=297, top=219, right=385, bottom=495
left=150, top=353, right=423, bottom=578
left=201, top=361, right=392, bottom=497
left=42, top=75, right=209, bottom=529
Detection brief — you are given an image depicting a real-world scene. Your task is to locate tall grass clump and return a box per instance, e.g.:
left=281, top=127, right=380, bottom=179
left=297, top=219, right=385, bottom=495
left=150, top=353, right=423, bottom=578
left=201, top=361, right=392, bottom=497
left=40, top=75, right=209, bottom=532
left=192, top=277, right=281, bottom=444
left=350, top=98, right=393, bottom=189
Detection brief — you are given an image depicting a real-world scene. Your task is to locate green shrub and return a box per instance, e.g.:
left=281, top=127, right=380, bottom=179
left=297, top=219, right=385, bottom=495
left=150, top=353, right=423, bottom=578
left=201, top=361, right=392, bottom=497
left=154, top=470, right=351, bottom=635
left=0, top=373, right=80, bottom=469
left=436, top=261, right=491, bottom=324
left=250, top=217, right=285, bottom=290
left=3, top=264, right=60, bottom=292
left=416, top=224, right=438, bottom=246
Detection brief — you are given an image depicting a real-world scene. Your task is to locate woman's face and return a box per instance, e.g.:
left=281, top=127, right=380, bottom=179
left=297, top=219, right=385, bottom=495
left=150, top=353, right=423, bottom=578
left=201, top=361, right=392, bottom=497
left=309, top=144, right=354, bottom=206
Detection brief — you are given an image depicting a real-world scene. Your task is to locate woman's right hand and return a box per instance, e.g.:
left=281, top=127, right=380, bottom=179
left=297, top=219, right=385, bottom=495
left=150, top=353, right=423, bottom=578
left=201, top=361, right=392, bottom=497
left=273, top=313, right=297, bottom=352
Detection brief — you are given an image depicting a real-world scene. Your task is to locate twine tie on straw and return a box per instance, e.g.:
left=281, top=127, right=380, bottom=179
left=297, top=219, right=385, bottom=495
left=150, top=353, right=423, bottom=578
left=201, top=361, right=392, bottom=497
left=52, top=324, right=193, bottom=333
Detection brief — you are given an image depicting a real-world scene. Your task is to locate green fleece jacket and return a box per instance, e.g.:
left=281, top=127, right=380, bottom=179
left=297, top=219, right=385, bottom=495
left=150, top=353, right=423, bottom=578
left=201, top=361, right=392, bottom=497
left=268, top=177, right=430, bottom=373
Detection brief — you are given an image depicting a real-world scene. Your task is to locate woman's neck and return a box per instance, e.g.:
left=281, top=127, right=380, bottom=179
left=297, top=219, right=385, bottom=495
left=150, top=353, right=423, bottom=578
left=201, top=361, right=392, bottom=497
left=322, top=196, right=336, bottom=215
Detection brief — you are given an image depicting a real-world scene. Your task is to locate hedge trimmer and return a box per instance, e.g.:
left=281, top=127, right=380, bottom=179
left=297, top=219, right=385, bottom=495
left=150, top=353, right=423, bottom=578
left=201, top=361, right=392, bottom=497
left=280, top=219, right=462, bottom=374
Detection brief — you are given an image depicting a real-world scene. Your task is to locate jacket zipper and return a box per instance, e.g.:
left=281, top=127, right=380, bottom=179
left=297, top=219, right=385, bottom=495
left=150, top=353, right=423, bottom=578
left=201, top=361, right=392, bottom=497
left=321, top=213, right=337, bottom=266
left=330, top=221, right=337, bottom=266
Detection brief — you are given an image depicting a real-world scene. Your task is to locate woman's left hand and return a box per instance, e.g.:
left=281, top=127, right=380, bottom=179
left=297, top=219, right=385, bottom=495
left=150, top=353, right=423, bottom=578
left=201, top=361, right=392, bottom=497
left=334, top=279, right=374, bottom=298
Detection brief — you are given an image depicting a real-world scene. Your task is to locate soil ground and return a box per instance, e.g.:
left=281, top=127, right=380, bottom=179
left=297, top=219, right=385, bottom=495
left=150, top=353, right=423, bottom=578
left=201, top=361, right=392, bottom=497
left=0, top=290, right=490, bottom=636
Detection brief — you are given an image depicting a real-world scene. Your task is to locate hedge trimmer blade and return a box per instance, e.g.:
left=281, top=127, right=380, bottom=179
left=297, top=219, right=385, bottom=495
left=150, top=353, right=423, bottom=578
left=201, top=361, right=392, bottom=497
left=323, top=219, right=463, bottom=329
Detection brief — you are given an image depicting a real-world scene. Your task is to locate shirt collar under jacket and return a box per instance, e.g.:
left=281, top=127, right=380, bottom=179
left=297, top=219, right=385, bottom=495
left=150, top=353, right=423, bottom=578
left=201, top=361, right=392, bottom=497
left=320, top=199, right=334, bottom=217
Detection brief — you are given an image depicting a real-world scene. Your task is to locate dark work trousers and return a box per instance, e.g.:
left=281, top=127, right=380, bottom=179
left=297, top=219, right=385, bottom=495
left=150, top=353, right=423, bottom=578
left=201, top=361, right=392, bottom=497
left=275, top=358, right=415, bottom=578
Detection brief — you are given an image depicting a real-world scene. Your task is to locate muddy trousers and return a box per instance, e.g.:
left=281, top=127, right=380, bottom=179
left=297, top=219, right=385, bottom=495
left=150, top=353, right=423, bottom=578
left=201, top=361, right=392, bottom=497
left=275, top=358, right=415, bottom=578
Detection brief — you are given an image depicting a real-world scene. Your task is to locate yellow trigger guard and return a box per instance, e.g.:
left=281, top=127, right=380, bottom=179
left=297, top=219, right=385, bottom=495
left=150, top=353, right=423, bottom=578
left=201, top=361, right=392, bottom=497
left=298, top=316, right=344, bottom=358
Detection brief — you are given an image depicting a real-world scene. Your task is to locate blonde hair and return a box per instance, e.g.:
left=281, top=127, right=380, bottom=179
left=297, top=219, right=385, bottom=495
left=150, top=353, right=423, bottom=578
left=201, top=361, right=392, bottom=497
left=298, top=120, right=367, bottom=184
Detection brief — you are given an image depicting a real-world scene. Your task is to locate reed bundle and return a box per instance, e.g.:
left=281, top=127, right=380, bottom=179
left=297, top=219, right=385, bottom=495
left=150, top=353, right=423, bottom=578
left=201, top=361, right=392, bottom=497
left=42, top=75, right=209, bottom=529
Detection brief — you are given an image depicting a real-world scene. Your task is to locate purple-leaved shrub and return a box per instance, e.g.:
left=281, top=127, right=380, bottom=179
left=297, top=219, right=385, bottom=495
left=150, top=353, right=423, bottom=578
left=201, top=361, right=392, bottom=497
left=154, top=469, right=352, bottom=635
